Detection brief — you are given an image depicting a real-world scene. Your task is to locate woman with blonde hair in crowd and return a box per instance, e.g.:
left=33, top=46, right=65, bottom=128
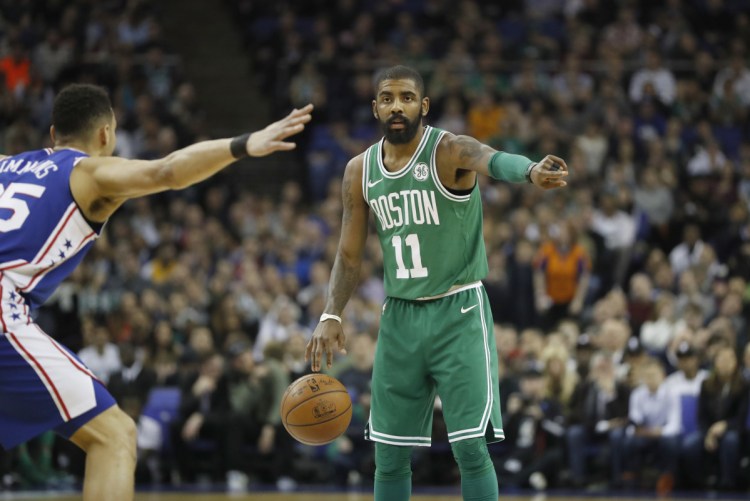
left=541, top=344, right=579, bottom=409
left=682, top=346, right=748, bottom=490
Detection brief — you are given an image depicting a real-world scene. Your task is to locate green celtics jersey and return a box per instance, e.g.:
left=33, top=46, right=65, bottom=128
left=362, top=126, right=488, bottom=300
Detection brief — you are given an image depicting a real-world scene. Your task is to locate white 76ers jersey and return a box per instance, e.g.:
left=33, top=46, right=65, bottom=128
left=0, top=148, right=103, bottom=309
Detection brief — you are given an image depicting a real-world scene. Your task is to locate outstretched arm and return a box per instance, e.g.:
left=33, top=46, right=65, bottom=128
left=305, top=155, right=370, bottom=371
left=71, top=104, right=313, bottom=222
left=439, top=133, right=568, bottom=189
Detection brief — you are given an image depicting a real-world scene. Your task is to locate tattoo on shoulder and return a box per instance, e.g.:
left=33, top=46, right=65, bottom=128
left=454, top=136, right=483, bottom=162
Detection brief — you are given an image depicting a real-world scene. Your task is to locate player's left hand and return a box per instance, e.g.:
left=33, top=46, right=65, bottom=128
left=530, top=155, right=568, bottom=189
left=246, top=104, right=314, bottom=157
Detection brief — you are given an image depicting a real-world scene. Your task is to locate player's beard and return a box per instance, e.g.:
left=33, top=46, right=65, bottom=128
left=380, top=113, right=421, bottom=144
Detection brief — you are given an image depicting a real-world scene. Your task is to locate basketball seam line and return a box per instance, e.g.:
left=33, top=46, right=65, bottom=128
left=282, top=389, right=351, bottom=421
left=285, top=402, right=352, bottom=428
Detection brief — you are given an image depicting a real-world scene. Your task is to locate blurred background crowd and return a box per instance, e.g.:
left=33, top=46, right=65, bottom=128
left=1, top=0, right=750, bottom=495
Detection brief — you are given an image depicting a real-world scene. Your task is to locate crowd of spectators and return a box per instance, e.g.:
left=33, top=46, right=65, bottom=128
left=221, top=0, right=750, bottom=492
left=0, top=0, right=205, bottom=161
left=1, top=0, right=750, bottom=495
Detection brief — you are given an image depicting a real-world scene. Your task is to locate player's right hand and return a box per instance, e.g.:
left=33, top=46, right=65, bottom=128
left=246, top=104, right=313, bottom=157
left=305, top=319, right=347, bottom=372
left=529, top=154, right=568, bottom=189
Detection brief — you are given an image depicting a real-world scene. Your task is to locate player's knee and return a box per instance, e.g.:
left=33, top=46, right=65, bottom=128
left=101, top=407, right=137, bottom=457
left=374, top=443, right=412, bottom=480
left=76, top=407, right=137, bottom=461
left=451, top=438, right=493, bottom=479
left=117, top=409, right=138, bottom=454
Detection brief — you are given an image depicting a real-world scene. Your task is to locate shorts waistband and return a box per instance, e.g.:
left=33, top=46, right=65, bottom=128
left=414, top=281, right=483, bottom=301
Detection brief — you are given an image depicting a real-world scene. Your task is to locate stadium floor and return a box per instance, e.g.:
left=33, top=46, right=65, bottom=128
left=3, top=492, right=749, bottom=501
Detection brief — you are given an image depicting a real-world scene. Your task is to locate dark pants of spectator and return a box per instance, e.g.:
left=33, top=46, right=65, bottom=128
left=517, top=446, right=564, bottom=488
left=172, top=413, right=235, bottom=482
left=542, top=303, right=575, bottom=331
left=622, top=434, right=679, bottom=477
left=566, top=424, right=626, bottom=486
left=224, top=415, right=296, bottom=483
left=682, top=430, right=741, bottom=489
left=497, top=444, right=564, bottom=489
left=596, top=247, right=631, bottom=299
left=329, top=436, right=374, bottom=485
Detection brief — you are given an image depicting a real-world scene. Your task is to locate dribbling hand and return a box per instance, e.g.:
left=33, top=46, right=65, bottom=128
left=305, top=319, right=347, bottom=372
left=245, top=104, right=314, bottom=157
left=529, top=154, right=568, bottom=189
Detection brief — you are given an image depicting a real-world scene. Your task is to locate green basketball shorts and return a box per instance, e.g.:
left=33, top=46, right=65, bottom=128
left=365, top=282, right=504, bottom=447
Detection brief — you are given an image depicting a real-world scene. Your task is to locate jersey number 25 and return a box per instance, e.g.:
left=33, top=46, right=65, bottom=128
left=0, top=182, right=46, bottom=232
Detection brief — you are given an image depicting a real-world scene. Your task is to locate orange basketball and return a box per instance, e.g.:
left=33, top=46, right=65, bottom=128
left=280, top=373, right=352, bottom=445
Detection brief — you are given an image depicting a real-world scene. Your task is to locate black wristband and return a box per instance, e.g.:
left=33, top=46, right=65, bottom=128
left=230, top=133, right=251, bottom=159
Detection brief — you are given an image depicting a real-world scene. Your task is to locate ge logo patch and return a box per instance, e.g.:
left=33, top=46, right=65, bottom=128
left=413, top=162, right=429, bottom=181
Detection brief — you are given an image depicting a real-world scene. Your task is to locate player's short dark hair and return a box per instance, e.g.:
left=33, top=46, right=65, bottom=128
left=52, top=84, right=113, bottom=139
left=373, top=65, right=425, bottom=97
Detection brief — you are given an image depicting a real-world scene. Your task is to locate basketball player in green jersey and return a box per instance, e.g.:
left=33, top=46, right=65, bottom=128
left=305, top=66, right=567, bottom=501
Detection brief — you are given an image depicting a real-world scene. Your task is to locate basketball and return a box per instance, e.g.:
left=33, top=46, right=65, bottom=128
left=280, top=373, right=353, bottom=445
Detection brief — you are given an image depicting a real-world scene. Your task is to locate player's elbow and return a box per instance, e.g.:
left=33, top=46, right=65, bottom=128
left=338, top=248, right=363, bottom=271
left=155, top=154, right=186, bottom=190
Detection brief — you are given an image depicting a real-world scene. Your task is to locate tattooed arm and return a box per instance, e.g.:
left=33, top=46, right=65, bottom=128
left=436, top=133, right=568, bottom=190
left=305, top=154, right=370, bottom=371
left=438, top=134, right=499, bottom=178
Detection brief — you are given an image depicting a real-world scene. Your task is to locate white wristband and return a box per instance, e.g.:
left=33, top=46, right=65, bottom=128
left=320, top=313, right=342, bottom=323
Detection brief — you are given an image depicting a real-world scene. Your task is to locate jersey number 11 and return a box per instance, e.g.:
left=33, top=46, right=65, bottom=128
left=392, top=234, right=428, bottom=279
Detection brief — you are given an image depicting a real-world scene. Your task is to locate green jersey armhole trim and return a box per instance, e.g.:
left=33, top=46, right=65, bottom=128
left=377, top=126, right=433, bottom=179
left=362, top=145, right=373, bottom=201
left=429, top=130, right=472, bottom=203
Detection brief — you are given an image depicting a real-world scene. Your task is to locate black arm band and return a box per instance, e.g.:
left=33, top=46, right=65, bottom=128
left=230, top=133, right=251, bottom=159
